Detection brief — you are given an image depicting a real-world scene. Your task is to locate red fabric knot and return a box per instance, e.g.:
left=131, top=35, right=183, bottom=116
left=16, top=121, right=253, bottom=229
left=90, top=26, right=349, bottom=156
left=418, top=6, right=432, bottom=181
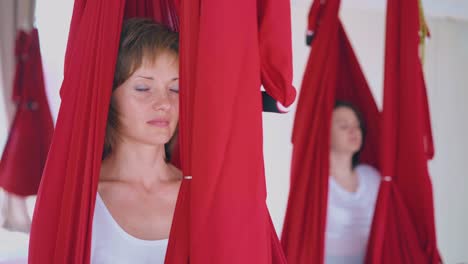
left=276, top=101, right=293, bottom=113
left=383, top=176, right=393, bottom=182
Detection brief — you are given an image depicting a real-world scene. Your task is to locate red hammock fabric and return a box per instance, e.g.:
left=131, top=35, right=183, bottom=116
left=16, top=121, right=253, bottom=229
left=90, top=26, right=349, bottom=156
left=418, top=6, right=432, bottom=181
left=166, top=0, right=296, bottom=262
left=280, top=0, right=380, bottom=263
left=29, top=0, right=295, bottom=263
left=365, top=0, right=441, bottom=262
left=29, top=1, right=126, bottom=262
left=29, top=0, right=179, bottom=262
left=0, top=28, right=54, bottom=197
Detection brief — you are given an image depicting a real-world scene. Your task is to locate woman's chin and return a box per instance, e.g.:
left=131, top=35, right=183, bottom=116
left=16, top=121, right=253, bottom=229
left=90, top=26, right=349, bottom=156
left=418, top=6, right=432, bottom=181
left=350, top=146, right=362, bottom=154
left=143, top=135, right=172, bottom=146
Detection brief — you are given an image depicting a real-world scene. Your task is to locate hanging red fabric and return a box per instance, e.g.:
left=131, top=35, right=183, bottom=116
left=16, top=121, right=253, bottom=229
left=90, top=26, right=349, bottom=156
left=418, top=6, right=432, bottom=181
left=281, top=0, right=381, bottom=263
left=0, top=28, right=54, bottom=197
left=29, top=0, right=178, bottom=262
left=29, top=1, right=126, bottom=262
left=29, top=0, right=295, bottom=263
left=166, top=0, right=296, bottom=262
left=365, top=0, right=441, bottom=262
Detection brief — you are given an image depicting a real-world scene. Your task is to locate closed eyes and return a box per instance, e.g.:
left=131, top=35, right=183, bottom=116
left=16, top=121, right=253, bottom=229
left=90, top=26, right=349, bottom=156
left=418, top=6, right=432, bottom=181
left=135, top=86, right=150, bottom=92
left=169, top=86, right=179, bottom=93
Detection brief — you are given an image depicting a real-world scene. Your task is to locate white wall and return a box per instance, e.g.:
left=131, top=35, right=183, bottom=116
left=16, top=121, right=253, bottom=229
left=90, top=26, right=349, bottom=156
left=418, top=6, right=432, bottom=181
left=35, top=0, right=74, bottom=122
left=425, top=17, right=468, bottom=264
left=264, top=2, right=468, bottom=263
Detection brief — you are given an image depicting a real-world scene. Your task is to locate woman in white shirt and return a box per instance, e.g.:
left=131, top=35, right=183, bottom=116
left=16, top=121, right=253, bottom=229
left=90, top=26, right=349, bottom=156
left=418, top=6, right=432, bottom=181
left=325, top=101, right=381, bottom=264
left=91, top=18, right=181, bottom=264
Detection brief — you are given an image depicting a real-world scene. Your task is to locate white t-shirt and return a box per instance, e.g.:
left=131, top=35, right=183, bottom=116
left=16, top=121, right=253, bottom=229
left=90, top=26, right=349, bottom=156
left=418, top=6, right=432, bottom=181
left=324, top=164, right=381, bottom=264
left=91, top=194, right=168, bottom=264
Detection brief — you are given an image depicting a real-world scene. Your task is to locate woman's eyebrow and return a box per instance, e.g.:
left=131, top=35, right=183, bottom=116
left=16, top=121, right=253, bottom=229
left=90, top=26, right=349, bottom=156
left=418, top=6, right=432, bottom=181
left=136, top=75, right=154, bottom=80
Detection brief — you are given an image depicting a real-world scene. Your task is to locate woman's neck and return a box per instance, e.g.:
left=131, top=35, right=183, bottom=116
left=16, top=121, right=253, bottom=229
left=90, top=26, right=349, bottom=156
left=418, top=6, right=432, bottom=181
left=101, top=140, right=174, bottom=191
left=329, top=152, right=358, bottom=192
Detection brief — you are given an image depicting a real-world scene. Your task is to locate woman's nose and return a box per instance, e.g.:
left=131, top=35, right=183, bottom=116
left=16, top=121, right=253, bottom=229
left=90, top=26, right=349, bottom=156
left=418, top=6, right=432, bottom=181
left=350, top=126, right=359, bottom=135
left=152, top=90, right=171, bottom=111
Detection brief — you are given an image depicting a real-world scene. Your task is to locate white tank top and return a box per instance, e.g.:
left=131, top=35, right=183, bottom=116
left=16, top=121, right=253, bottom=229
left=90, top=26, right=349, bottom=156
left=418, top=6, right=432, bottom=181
left=324, top=164, right=381, bottom=264
left=91, top=194, right=168, bottom=264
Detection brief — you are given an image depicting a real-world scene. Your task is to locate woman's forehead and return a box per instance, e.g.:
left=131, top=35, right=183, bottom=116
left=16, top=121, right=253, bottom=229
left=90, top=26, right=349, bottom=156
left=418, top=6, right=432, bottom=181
left=333, top=107, right=359, bottom=120
left=130, top=54, right=179, bottom=77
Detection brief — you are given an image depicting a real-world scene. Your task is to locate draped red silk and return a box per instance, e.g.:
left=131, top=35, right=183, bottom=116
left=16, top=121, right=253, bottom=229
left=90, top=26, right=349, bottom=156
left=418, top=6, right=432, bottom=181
left=29, top=0, right=295, bottom=263
left=0, top=28, right=54, bottom=197
left=166, top=0, right=296, bottom=262
left=281, top=0, right=441, bottom=263
left=365, top=0, right=441, bottom=262
left=281, top=0, right=380, bottom=263
left=29, top=1, right=177, bottom=263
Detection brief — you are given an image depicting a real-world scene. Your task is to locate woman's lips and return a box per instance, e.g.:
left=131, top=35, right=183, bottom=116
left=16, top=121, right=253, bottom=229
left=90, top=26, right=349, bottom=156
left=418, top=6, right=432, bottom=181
left=147, top=119, right=170, bottom=127
left=348, top=136, right=361, bottom=144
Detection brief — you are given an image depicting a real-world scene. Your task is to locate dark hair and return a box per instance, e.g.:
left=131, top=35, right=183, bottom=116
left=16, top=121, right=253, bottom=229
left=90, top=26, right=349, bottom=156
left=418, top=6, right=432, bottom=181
left=334, top=100, right=366, bottom=168
left=103, top=18, right=179, bottom=159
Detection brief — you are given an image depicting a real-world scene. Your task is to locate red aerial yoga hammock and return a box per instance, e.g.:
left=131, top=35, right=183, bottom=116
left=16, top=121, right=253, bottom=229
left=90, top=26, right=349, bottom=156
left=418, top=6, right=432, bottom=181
left=366, top=0, right=441, bottom=262
left=281, top=0, right=380, bottom=263
left=0, top=28, right=54, bottom=197
left=281, top=0, right=441, bottom=263
left=29, top=1, right=179, bottom=262
left=29, top=0, right=295, bottom=263
left=167, top=0, right=295, bottom=263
